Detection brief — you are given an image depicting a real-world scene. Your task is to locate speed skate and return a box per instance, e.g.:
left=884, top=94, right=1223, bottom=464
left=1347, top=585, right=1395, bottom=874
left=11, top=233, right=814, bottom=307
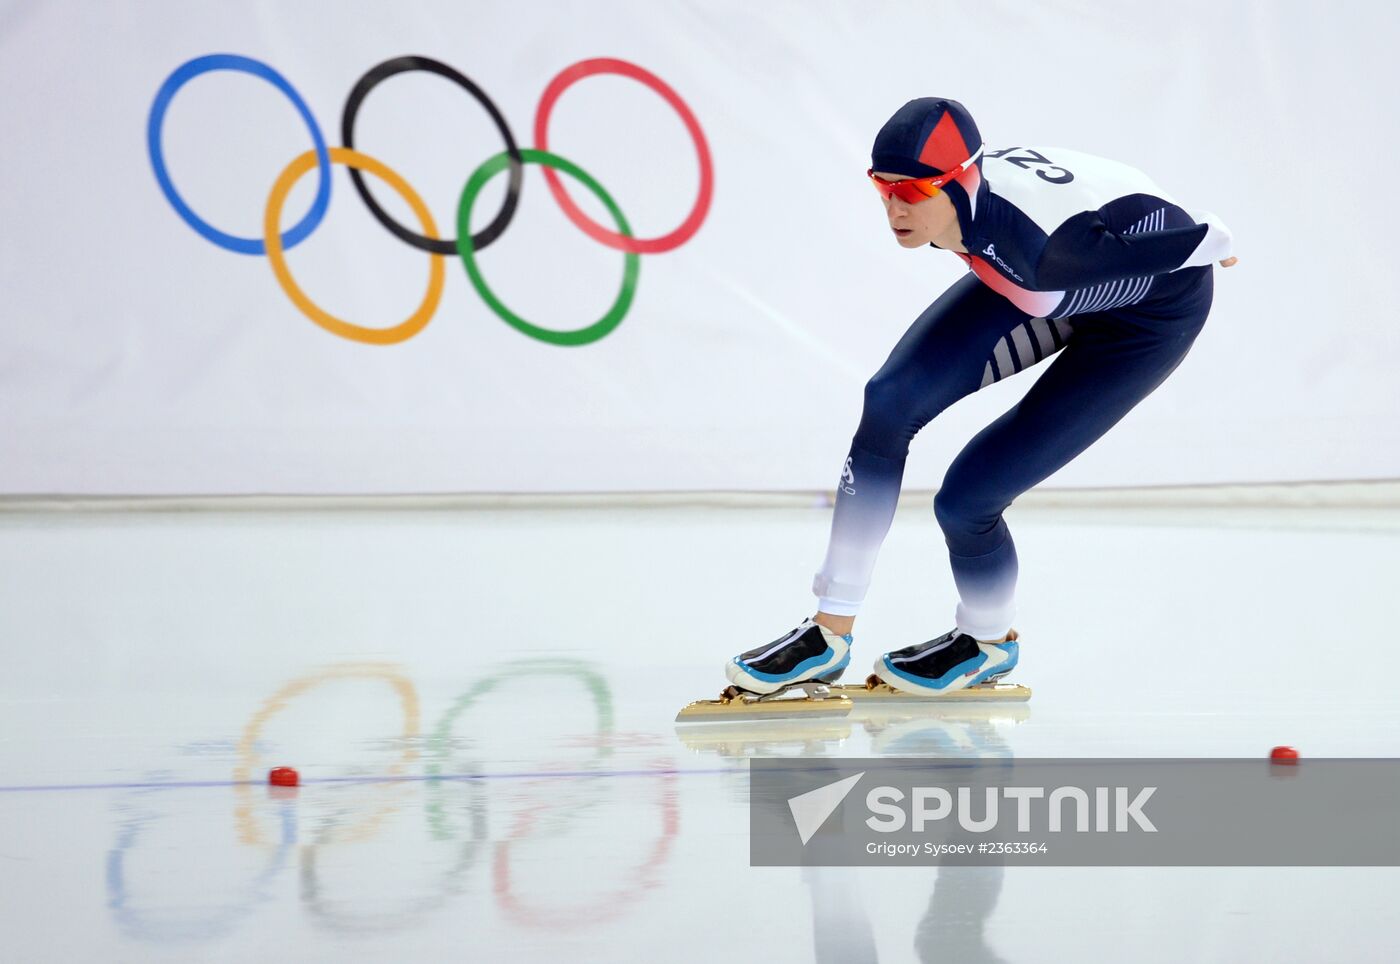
left=676, top=623, right=1030, bottom=723
left=674, top=674, right=1031, bottom=722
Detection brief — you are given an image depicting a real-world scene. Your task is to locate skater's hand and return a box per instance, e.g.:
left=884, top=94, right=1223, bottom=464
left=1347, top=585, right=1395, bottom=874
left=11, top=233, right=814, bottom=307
left=1219, top=256, right=1238, bottom=267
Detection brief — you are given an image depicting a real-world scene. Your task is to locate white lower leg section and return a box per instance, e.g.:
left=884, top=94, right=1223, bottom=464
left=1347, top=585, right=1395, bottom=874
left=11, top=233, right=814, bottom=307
left=816, top=598, right=860, bottom=617
left=954, top=598, right=1015, bottom=643
left=949, top=542, right=1018, bottom=641
left=812, top=573, right=865, bottom=617
left=812, top=447, right=904, bottom=620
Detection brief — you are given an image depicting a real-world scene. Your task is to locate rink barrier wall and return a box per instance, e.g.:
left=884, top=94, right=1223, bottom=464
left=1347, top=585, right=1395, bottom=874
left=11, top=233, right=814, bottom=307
left=1, top=480, right=1397, bottom=513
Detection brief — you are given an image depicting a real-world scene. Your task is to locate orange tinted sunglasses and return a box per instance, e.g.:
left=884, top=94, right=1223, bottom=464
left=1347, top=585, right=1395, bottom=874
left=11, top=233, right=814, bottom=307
left=867, top=143, right=985, bottom=203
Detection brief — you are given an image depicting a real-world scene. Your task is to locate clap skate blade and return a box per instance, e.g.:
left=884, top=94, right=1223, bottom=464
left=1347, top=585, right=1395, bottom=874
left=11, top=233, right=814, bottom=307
left=674, top=677, right=854, bottom=723
left=673, top=717, right=854, bottom=755
left=828, top=674, right=1031, bottom=703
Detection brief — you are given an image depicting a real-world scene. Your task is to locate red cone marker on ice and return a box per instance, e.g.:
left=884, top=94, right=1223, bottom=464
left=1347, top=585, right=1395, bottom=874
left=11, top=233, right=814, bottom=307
left=268, top=766, right=300, bottom=787
left=1269, top=746, right=1299, bottom=763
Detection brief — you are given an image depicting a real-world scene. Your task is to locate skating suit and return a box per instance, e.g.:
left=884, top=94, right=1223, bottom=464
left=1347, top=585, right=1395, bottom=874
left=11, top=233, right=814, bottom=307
left=813, top=145, right=1233, bottom=638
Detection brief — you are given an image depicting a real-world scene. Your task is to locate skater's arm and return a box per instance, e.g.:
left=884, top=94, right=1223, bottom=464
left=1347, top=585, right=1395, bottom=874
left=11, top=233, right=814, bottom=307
left=1032, top=209, right=1234, bottom=289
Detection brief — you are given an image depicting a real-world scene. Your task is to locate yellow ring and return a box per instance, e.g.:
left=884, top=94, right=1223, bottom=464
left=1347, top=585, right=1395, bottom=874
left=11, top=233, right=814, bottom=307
left=233, top=662, right=420, bottom=846
left=264, top=146, right=445, bottom=345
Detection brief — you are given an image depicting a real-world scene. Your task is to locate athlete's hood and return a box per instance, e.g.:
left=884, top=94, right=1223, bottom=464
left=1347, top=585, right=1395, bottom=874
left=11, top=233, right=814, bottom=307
left=870, top=97, right=989, bottom=244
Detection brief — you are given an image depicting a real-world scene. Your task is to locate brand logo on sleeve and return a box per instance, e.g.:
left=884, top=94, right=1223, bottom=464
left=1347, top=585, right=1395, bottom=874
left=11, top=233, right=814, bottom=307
left=982, top=243, right=1024, bottom=282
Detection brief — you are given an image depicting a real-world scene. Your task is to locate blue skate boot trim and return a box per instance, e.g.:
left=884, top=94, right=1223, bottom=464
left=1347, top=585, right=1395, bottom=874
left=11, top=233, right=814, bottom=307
left=966, top=640, right=1018, bottom=686
left=815, top=652, right=851, bottom=683
left=725, top=620, right=852, bottom=695
left=875, top=633, right=1017, bottom=696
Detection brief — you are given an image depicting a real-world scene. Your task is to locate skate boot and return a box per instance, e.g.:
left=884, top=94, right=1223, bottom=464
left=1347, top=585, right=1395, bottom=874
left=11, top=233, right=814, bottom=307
left=871, top=628, right=1019, bottom=696
left=725, top=618, right=853, bottom=696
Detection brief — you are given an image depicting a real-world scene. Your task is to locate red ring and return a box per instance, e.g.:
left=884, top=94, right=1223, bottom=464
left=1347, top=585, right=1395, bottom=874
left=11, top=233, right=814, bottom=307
left=533, top=58, right=713, bottom=254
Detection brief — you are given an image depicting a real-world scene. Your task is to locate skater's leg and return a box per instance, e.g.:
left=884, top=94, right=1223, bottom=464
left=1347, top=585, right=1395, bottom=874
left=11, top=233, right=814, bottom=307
left=725, top=276, right=1056, bottom=696
left=870, top=269, right=1213, bottom=695
left=935, top=268, right=1215, bottom=640
left=812, top=274, right=1044, bottom=622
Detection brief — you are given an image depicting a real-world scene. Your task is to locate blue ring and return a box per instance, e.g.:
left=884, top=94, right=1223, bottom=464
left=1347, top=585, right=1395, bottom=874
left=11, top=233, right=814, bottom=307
left=147, top=54, right=331, bottom=255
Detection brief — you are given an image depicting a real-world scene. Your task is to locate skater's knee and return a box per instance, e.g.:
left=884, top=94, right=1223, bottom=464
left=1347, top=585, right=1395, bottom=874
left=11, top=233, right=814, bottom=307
left=933, top=482, right=1004, bottom=539
left=858, top=373, right=947, bottom=447
left=861, top=371, right=907, bottom=417
left=932, top=484, right=966, bottom=531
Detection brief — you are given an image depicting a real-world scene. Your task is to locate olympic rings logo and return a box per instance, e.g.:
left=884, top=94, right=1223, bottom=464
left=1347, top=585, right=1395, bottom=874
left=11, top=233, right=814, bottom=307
left=147, top=54, right=714, bottom=347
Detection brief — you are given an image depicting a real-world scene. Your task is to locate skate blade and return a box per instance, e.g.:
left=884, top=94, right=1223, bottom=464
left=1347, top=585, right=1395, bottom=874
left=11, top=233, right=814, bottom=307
left=675, top=687, right=853, bottom=723
left=830, top=676, right=1031, bottom=703
left=673, top=717, right=853, bottom=753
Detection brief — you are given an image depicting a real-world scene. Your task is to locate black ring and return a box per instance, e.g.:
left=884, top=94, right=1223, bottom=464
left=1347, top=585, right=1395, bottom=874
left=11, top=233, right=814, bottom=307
left=341, top=56, right=523, bottom=255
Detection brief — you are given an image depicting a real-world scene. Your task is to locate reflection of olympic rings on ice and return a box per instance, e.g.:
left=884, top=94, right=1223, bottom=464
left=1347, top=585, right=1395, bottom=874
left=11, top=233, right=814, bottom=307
left=232, top=663, right=420, bottom=846
left=147, top=53, right=713, bottom=346
left=100, top=658, right=675, bottom=940
left=297, top=808, right=486, bottom=935
left=421, top=660, right=677, bottom=930
left=424, top=658, right=614, bottom=842
left=492, top=764, right=678, bottom=930
left=295, top=659, right=624, bottom=936
left=106, top=803, right=295, bottom=942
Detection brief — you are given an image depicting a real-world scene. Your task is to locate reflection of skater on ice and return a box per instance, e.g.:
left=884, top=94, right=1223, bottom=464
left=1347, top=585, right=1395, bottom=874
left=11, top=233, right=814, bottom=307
left=798, top=706, right=1023, bottom=962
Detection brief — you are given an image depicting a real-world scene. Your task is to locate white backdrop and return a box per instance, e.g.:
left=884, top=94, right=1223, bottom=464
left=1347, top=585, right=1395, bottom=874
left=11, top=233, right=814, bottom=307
left=2, top=0, right=1397, bottom=494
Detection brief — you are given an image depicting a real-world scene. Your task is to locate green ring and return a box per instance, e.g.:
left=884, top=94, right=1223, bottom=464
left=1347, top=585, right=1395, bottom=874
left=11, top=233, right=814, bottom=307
left=423, top=659, right=615, bottom=842
left=456, top=148, right=640, bottom=346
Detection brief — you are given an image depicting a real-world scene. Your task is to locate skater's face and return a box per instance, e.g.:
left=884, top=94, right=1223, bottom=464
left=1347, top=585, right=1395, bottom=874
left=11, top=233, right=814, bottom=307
left=873, top=171, right=959, bottom=249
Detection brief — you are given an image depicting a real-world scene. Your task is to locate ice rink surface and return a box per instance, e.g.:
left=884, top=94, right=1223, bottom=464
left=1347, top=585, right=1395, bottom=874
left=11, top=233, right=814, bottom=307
left=2, top=501, right=1398, bottom=962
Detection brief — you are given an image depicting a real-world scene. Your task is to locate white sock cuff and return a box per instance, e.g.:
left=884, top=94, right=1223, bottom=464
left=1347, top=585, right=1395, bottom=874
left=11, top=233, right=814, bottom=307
left=812, top=572, right=865, bottom=617
left=816, top=599, right=859, bottom=618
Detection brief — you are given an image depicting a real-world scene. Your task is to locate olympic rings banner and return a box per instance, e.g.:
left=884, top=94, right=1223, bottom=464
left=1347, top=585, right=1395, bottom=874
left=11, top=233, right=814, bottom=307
left=147, top=53, right=713, bottom=347
left=2, top=1, right=1397, bottom=494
